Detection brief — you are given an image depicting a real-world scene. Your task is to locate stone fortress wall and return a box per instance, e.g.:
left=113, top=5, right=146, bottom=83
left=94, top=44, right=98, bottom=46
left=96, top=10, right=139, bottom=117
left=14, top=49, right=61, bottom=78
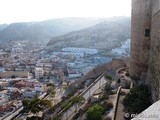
left=129, top=0, right=152, bottom=78
left=147, top=0, right=160, bottom=101
left=130, top=0, right=160, bottom=101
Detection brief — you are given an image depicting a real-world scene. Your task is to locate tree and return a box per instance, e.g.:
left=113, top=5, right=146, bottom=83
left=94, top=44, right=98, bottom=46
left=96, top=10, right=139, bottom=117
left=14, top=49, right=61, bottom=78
left=104, top=102, right=113, bottom=111
left=87, top=104, right=104, bottom=120
left=47, top=75, right=50, bottom=79
left=11, top=75, right=16, bottom=78
left=99, top=93, right=109, bottom=101
left=28, top=98, right=40, bottom=110
left=39, top=99, right=52, bottom=108
left=30, top=99, right=51, bottom=114
left=22, top=99, right=30, bottom=109
left=23, top=97, right=52, bottom=114
left=123, top=84, right=152, bottom=114
left=31, top=107, right=40, bottom=114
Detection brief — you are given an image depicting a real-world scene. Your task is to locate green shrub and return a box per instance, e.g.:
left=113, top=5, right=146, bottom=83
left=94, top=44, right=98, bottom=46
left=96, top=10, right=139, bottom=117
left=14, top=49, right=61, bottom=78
left=87, top=104, right=104, bottom=120
left=61, top=96, right=85, bottom=110
left=123, top=84, right=152, bottom=114
left=100, top=94, right=109, bottom=101
left=104, top=102, right=113, bottom=111
left=22, top=97, right=51, bottom=114
left=104, top=82, right=111, bottom=93
left=104, top=74, right=112, bottom=80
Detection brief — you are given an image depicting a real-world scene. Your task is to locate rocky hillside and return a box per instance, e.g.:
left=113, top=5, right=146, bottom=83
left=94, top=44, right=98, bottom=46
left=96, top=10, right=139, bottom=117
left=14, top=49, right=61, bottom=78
left=46, top=17, right=131, bottom=51
left=0, top=18, right=101, bottom=44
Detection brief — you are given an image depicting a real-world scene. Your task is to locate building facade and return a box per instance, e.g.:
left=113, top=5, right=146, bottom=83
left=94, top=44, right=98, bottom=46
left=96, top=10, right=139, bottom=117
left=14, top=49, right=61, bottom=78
left=130, top=0, right=160, bottom=101
left=35, top=68, right=44, bottom=79
left=0, top=71, right=29, bottom=78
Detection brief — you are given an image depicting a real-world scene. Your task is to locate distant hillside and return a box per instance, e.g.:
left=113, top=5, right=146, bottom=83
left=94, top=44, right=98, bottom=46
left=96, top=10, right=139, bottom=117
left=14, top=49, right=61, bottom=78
left=46, top=17, right=131, bottom=51
left=0, top=24, right=7, bottom=31
left=0, top=18, right=101, bottom=44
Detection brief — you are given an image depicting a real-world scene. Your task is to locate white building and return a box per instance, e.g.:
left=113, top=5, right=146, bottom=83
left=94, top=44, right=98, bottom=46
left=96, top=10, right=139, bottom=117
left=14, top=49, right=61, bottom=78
left=53, top=52, right=84, bottom=58
left=11, top=43, right=24, bottom=56
left=62, top=47, right=98, bottom=55
left=68, top=73, right=82, bottom=78
left=23, top=90, right=37, bottom=98
left=36, top=62, right=44, bottom=67
left=35, top=68, right=43, bottom=79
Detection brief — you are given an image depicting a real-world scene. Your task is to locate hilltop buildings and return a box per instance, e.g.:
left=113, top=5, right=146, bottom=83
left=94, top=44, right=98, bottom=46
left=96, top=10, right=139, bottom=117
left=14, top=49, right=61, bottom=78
left=53, top=47, right=98, bottom=58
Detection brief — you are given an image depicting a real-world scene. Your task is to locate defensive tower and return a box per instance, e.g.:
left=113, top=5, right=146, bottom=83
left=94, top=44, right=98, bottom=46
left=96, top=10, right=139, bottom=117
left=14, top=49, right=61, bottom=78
left=129, top=0, right=152, bottom=79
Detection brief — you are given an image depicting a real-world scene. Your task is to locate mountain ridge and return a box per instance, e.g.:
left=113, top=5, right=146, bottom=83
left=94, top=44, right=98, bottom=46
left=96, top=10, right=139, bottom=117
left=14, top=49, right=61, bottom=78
left=46, top=17, right=131, bottom=51
left=0, top=17, right=102, bottom=44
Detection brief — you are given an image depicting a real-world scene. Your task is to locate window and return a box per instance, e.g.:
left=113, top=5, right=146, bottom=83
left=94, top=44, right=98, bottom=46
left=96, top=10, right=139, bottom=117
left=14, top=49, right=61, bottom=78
left=145, top=29, right=150, bottom=37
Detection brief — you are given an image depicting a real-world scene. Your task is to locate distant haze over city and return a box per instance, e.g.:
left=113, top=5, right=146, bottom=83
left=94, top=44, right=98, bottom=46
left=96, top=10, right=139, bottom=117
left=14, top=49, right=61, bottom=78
left=0, top=0, right=131, bottom=24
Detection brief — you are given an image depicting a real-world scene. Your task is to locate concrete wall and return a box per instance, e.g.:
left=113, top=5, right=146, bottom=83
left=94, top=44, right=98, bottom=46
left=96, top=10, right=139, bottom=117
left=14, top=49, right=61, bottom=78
left=81, top=58, right=127, bottom=82
left=130, top=0, right=152, bottom=78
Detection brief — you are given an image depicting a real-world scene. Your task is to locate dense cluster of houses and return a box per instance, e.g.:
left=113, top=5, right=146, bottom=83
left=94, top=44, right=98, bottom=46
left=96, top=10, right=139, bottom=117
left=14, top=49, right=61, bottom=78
left=0, top=78, right=45, bottom=119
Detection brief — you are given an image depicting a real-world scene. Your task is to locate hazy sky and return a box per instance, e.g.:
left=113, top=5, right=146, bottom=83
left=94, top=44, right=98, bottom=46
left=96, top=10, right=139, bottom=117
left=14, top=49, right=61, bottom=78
left=0, top=0, right=131, bottom=24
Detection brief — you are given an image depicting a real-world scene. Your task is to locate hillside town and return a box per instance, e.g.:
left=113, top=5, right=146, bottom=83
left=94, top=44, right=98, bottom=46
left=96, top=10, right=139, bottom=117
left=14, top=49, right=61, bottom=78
left=1, top=0, right=160, bottom=119
left=0, top=40, right=114, bottom=119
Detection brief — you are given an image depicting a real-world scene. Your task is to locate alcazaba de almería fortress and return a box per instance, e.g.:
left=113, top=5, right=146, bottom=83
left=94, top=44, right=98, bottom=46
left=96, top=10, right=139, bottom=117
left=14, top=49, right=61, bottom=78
left=130, top=0, right=160, bottom=101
